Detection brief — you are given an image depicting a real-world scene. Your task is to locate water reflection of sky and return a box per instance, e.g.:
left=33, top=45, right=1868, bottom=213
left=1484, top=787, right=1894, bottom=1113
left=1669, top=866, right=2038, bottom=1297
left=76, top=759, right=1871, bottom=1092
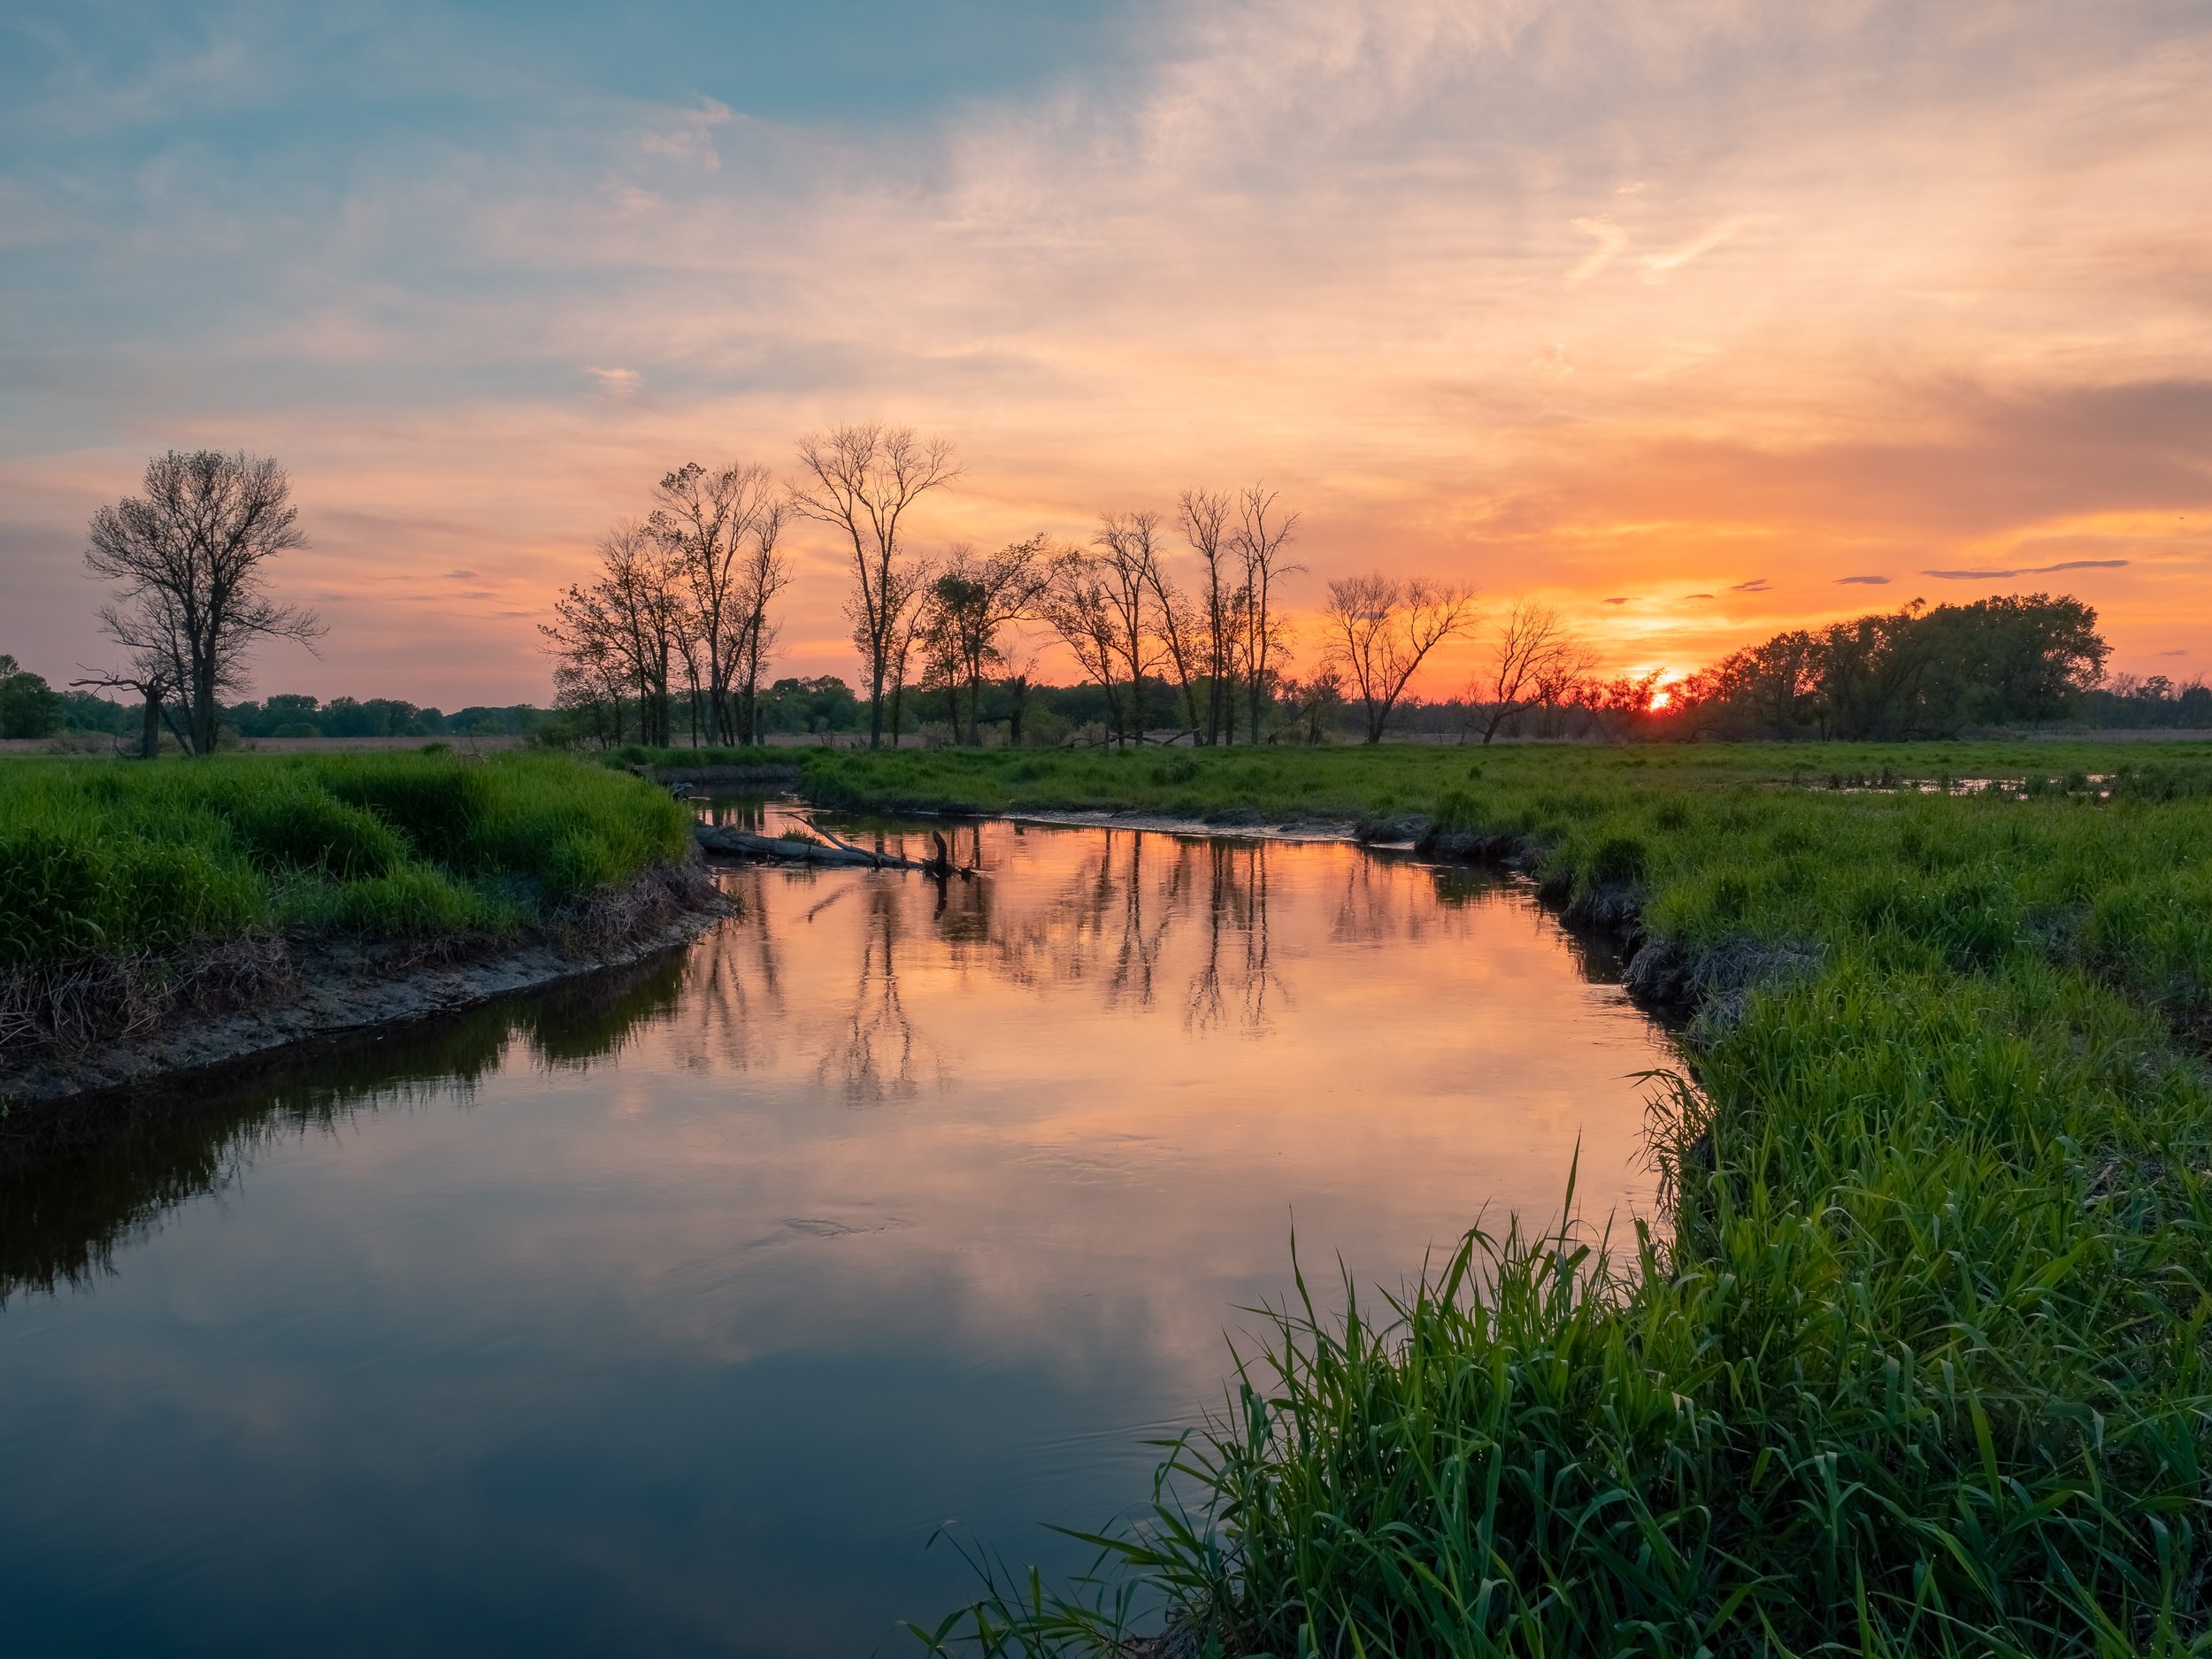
left=0, top=814, right=1678, bottom=1656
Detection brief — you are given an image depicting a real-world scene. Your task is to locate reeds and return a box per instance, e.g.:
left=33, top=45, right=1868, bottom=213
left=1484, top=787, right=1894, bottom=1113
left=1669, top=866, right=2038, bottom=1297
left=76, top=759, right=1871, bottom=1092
left=884, top=742, right=2212, bottom=1655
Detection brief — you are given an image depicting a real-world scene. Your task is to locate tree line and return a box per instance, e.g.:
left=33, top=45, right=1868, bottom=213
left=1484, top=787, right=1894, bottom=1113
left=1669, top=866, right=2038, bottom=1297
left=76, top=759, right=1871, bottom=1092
left=1658, top=594, right=2119, bottom=741
left=549, top=422, right=1509, bottom=750
left=543, top=425, right=1325, bottom=749
left=45, top=444, right=2181, bottom=757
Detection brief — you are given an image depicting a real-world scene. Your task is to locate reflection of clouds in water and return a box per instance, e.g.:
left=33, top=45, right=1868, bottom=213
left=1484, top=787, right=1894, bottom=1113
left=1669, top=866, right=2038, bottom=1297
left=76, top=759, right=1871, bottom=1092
left=0, top=818, right=1686, bottom=1649
left=589, top=819, right=1678, bottom=1374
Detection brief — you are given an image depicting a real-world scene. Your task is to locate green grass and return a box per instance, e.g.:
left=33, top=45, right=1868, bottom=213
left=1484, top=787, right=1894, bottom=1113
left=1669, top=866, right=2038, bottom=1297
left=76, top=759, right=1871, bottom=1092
left=595, top=742, right=798, bottom=770
left=0, top=751, right=695, bottom=969
left=819, top=745, right=2212, bottom=1657
left=785, top=737, right=2212, bottom=822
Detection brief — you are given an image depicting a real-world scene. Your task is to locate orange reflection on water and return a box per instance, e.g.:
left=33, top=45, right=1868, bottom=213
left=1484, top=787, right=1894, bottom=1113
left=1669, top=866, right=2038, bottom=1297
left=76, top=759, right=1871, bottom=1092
left=656, top=814, right=1678, bottom=1359
left=0, top=812, right=1684, bottom=1655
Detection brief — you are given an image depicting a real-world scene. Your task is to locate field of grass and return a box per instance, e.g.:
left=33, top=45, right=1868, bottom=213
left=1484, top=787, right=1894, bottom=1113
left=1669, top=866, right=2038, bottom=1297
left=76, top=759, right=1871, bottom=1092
left=779, top=737, right=2211, bottom=819
left=0, top=750, right=695, bottom=972
left=794, top=745, right=2212, bottom=1656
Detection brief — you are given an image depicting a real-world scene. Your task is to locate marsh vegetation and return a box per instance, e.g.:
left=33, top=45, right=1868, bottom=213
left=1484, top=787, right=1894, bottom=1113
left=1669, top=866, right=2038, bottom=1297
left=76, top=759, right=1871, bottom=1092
left=0, top=751, right=695, bottom=1070
left=745, top=743, right=2212, bottom=1659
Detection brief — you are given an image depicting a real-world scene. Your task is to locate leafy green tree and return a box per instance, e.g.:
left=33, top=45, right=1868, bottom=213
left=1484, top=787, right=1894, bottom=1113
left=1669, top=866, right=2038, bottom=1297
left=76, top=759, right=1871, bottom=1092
left=0, top=655, right=62, bottom=739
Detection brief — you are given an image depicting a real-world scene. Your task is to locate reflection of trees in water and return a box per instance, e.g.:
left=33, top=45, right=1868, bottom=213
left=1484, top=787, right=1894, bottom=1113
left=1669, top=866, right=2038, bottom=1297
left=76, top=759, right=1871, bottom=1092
left=667, top=866, right=789, bottom=1073
left=1186, top=840, right=1286, bottom=1033
left=1329, top=855, right=1494, bottom=950
left=0, top=953, right=689, bottom=1304
left=680, top=868, right=942, bottom=1105
left=951, top=828, right=1178, bottom=1007
left=1, top=823, right=1609, bottom=1309
left=820, top=879, right=941, bottom=1106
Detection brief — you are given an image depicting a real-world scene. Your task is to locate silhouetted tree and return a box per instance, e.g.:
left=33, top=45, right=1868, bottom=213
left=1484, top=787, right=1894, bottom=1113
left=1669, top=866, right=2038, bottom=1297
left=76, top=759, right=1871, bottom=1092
left=84, top=449, right=323, bottom=755
left=1232, top=486, right=1300, bottom=744
left=649, top=459, right=783, bottom=745
left=793, top=425, right=959, bottom=748
left=1468, top=600, right=1589, bottom=744
left=1319, top=572, right=1479, bottom=742
left=921, top=536, right=1052, bottom=745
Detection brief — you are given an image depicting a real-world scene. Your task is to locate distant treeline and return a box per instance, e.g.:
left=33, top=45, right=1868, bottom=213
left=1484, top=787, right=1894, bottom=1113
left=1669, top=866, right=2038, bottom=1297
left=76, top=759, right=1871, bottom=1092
left=8, top=595, right=2199, bottom=752
left=3, top=677, right=546, bottom=743
left=1652, top=594, right=2204, bottom=741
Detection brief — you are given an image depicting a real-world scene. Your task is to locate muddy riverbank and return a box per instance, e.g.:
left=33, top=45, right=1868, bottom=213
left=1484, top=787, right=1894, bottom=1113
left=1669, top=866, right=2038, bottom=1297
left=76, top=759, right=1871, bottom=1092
left=0, top=857, right=729, bottom=1121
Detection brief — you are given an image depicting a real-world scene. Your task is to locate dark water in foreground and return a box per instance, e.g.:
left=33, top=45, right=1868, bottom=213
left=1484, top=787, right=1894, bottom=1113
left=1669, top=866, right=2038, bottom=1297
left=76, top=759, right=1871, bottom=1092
left=0, top=809, right=1677, bottom=1657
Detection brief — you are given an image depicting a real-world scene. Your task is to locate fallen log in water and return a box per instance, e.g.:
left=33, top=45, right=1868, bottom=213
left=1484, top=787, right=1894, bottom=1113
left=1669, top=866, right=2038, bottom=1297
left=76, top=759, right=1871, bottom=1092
left=692, top=823, right=974, bottom=878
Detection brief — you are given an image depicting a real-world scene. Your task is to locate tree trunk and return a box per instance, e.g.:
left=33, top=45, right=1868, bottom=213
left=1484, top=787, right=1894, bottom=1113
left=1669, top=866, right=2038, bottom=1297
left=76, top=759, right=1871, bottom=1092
left=139, top=688, right=161, bottom=760
left=191, top=667, right=217, bottom=756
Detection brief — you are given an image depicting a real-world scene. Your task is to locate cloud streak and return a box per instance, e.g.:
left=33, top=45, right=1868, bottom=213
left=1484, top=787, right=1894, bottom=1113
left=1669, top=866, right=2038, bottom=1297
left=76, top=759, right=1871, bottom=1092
left=1922, top=559, right=2131, bottom=580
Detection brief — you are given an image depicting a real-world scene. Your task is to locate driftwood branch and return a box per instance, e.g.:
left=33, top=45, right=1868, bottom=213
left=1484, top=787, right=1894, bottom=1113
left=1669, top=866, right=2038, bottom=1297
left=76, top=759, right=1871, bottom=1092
left=693, top=823, right=974, bottom=879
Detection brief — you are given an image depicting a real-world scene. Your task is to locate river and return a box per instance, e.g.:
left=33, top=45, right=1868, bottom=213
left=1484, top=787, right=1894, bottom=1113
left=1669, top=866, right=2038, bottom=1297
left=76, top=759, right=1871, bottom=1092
left=0, top=807, right=1678, bottom=1656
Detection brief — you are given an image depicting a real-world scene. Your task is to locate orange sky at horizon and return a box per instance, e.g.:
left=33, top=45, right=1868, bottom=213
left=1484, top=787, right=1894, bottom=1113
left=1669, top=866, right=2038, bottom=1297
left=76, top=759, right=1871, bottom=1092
left=4, top=2, right=2208, bottom=707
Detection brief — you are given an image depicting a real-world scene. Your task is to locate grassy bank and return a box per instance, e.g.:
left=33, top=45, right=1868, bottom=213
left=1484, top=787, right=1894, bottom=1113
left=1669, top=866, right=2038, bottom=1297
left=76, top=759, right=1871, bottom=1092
left=781, top=738, right=2212, bottom=820
left=0, top=751, right=695, bottom=1058
left=814, top=747, right=2212, bottom=1656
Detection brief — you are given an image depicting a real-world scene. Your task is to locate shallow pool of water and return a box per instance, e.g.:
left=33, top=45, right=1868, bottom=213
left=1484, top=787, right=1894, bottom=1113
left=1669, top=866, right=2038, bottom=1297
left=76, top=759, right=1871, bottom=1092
left=0, top=810, right=1678, bottom=1656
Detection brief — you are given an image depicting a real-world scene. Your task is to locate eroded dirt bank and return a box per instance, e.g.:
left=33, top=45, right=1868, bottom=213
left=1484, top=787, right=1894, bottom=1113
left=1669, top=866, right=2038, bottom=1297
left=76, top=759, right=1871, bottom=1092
left=0, top=857, right=732, bottom=1115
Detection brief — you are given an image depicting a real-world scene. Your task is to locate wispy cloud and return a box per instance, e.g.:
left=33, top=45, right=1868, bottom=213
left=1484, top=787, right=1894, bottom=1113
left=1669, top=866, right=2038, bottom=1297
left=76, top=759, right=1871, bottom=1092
left=1922, top=558, right=2131, bottom=579
left=1732, top=578, right=1772, bottom=593
left=1567, top=217, right=1626, bottom=287
left=638, top=98, right=733, bottom=173
left=1835, top=574, right=1891, bottom=585
left=1639, top=216, right=1759, bottom=281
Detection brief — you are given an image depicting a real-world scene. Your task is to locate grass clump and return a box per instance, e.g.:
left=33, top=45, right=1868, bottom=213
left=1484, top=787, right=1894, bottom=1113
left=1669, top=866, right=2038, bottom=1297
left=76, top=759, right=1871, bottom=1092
left=0, top=751, right=693, bottom=970
left=844, top=743, right=2212, bottom=1657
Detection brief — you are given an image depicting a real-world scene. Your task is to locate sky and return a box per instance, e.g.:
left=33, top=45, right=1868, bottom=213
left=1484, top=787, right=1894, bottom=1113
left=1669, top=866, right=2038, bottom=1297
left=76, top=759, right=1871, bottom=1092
left=3, top=0, right=2208, bottom=707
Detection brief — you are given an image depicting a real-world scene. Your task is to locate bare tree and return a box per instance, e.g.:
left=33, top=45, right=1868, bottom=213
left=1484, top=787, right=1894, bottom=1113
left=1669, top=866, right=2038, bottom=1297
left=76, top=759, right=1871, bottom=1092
left=1041, top=550, right=1130, bottom=745
left=541, top=520, right=686, bottom=746
left=923, top=535, right=1052, bottom=745
left=1000, top=645, right=1043, bottom=749
left=1468, top=599, right=1588, bottom=744
left=1232, top=485, right=1300, bottom=744
left=1140, top=528, right=1206, bottom=741
left=1177, top=488, right=1240, bottom=744
left=72, top=654, right=180, bottom=760
left=792, top=424, right=960, bottom=748
left=1318, top=573, right=1479, bottom=742
left=860, top=553, right=939, bottom=744
left=84, top=449, right=323, bottom=755
left=732, top=503, right=792, bottom=745
left=649, top=460, right=780, bottom=745
left=1279, top=665, right=1345, bottom=745
left=1092, top=511, right=1165, bottom=742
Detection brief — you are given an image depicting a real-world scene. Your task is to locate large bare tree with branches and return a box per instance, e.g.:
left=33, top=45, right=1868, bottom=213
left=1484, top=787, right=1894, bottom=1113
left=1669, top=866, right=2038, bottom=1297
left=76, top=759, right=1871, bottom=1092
left=1468, top=599, right=1594, bottom=744
left=1319, top=572, right=1480, bottom=742
left=541, top=520, right=687, bottom=746
left=649, top=459, right=782, bottom=745
left=1177, top=488, right=1240, bottom=745
left=1041, top=550, right=1133, bottom=745
left=729, top=503, right=791, bottom=746
left=1092, top=511, right=1166, bottom=742
left=792, top=424, right=959, bottom=748
left=84, top=449, right=323, bottom=755
left=1233, top=486, right=1300, bottom=744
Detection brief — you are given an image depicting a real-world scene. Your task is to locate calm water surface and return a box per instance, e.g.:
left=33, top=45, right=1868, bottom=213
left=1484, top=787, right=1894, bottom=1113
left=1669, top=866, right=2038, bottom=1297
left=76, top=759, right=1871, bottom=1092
left=0, top=809, right=1678, bottom=1656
